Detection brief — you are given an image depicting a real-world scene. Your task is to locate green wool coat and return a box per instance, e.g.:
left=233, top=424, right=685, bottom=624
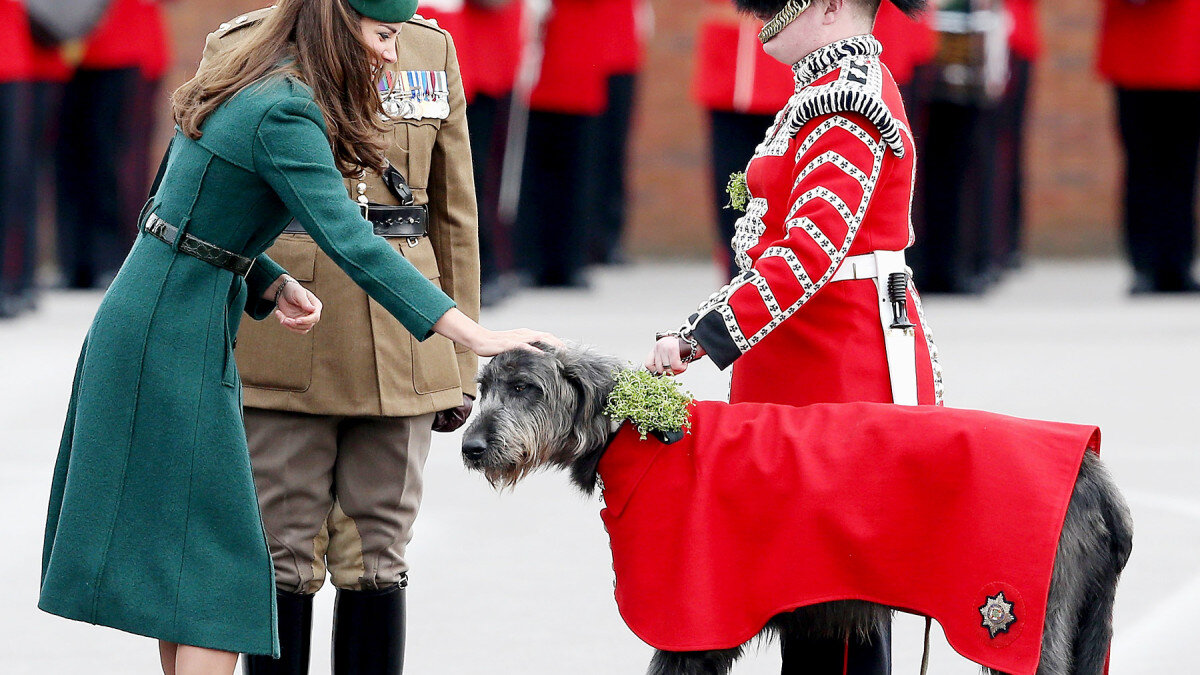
left=38, top=74, right=455, bottom=656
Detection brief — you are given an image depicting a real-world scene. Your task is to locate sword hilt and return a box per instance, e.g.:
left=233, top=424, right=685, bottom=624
left=888, top=272, right=914, bottom=330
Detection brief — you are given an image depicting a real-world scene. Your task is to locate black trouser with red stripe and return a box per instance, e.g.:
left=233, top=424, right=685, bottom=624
left=781, top=623, right=891, bottom=675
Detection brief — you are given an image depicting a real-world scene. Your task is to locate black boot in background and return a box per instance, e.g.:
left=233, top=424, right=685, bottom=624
left=332, top=583, right=406, bottom=675
left=243, top=589, right=314, bottom=674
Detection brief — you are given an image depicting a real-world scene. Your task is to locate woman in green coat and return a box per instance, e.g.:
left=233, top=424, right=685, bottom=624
left=38, top=1, right=556, bottom=672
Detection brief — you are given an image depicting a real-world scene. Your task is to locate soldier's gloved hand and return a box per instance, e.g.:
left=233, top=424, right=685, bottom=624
left=433, top=394, right=474, bottom=433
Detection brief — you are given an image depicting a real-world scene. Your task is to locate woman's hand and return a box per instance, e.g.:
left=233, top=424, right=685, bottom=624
left=644, top=336, right=705, bottom=375
left=470, top=328, right=563, bottom=357
left=273, top=277, right=322, bottom=335
left=432, top=308, right=562, bottom=356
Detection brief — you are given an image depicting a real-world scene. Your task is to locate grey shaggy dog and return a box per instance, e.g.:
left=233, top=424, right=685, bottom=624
left=461, top=344, right=1134, bottom=675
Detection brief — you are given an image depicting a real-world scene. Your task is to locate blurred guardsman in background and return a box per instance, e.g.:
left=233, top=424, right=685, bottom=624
left=53, top=0, right=151, bottom=289
left=0, top=0, right=35, bottom=318
left=693, top=0, right=794, bottom=277
left=1098, top=0, right=1200, bottom=294
left=459, top=0, right=525, bottom=304
left=514, top=0, right=609, bottom=288
left=585, top=0, right=646, bottom=266
left=198, top=5, right=480, bottom=673
left=992, top=0, right=1040, bottom=271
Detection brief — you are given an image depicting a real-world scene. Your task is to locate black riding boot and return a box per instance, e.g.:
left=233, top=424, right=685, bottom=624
left=332, top=583, right=406, bottom=675
left=243, top=589, right=314, bottom=674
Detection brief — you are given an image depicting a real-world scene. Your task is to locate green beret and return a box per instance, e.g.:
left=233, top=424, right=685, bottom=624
left=347, top=0, right=417, bottom=23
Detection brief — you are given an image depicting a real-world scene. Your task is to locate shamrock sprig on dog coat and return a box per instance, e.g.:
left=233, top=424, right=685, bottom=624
left=604, top=368, right=694, bottom=442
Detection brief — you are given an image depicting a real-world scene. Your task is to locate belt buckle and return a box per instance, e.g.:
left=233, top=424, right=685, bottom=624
left=407, top=236, right=420, bottom=248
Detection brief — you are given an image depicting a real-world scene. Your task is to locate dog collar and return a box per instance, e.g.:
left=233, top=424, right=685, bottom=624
left=759, top=0, right=811, bottom=44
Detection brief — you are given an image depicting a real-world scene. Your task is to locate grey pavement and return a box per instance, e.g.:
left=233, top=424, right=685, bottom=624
left=2, top=259, right=1197, bottom=673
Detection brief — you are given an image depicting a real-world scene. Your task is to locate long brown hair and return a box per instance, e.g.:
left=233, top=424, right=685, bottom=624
left=171, top=0, right=387, bottom=176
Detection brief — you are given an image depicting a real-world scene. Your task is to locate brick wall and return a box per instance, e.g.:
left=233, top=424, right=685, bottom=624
left=160, top=0, right=1124, bottom=259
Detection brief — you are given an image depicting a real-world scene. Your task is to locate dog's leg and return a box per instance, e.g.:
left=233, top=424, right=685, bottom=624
left=646, top=647, right=743, bottom=675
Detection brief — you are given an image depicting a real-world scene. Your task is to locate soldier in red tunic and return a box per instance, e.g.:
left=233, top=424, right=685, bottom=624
left=1097, top=0, right=1200, bottom=293
left=0, top=0, right=35, bottom=318
left=647, top=0, right=939, bottom=671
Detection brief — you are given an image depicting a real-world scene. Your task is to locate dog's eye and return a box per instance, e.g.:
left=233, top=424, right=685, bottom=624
left=513, top=383, right=527, bottom=392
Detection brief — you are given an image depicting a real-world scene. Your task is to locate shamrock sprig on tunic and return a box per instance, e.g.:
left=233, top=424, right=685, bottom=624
left=726, top=171, right=749, bottom=212
left=605, top=368, right=694, bottom=441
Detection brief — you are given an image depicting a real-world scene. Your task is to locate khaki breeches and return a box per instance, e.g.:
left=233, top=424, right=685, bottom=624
left=244, top=407, right=434, bottom=594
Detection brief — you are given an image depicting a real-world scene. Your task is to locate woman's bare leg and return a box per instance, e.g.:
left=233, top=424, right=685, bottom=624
left=169, top=644, right=238, bottom=675
left=159, top=641, right=178, bottom=675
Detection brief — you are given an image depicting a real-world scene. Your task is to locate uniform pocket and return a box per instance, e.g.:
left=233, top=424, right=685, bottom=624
left=394, top=120, right=440, bottom=190
left=409, top=331, right=459, bottom=395
left=234, top=236, right=317, bottom=392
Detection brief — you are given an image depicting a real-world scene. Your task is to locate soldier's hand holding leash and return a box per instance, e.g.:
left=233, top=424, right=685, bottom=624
left=645, top=331, right=706, bottom=376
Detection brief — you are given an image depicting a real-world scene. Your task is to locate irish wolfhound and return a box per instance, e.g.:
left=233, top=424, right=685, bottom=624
left=461, top=345, right=1132, bottom=675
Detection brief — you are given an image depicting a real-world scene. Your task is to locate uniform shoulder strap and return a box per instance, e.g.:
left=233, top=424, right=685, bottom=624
left=789, top=56, right=907, bottom=157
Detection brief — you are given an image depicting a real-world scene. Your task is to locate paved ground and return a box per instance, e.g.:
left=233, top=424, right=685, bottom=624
left=3, top=259, right=1197, bottom=674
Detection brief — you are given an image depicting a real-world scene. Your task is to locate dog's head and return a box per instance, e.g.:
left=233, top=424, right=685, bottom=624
left=461, top=343, right=622, bottom=491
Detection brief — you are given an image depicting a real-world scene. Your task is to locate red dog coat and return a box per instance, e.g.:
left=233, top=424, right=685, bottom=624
left=597, top=400, right=1099, bottom=675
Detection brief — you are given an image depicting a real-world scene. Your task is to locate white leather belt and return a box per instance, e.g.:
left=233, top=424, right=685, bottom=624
left=829, top=252, right=880, bottom=282
left=830, top=250, right=919, bottom=405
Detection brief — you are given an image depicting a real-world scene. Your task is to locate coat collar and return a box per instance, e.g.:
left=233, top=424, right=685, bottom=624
left=792, top=34, right=883, bottom=90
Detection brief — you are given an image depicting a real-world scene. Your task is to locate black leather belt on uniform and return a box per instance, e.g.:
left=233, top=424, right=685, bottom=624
left=283, top=203, right=428, bottom=238
left=144, top=214, right=255, bottom=276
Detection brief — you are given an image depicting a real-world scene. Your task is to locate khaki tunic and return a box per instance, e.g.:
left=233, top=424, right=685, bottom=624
left=227, top=12, right=481, bottom=417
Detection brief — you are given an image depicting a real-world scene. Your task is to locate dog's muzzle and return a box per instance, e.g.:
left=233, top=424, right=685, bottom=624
left=462, top=436, right=487, bottom=463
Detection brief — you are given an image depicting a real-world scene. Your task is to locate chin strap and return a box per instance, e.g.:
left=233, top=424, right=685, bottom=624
left=759, top=0, right=812, bottom=43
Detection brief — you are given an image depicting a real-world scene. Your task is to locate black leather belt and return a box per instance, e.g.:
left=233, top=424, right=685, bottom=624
left=144, top=214, right=255, bottom=276
left=283, top=203, right=428, bottom=238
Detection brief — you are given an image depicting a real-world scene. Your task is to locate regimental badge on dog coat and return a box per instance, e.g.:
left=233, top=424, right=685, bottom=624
left=596, top=400, right=1100, bottom=675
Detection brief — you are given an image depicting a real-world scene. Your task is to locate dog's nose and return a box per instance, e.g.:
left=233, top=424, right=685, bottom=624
left=462, top=436, right=487, bottom=462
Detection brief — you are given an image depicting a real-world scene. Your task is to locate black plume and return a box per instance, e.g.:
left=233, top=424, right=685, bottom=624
left=732, top=0, right=790, bottom=17
left=888, top=0, right=928, bottom=18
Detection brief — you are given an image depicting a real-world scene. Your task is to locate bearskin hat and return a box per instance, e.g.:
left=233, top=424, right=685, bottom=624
left=734, top=0, right=928, bottom=20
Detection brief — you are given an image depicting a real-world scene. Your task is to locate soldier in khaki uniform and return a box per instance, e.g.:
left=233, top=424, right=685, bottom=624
left=200, top=7, right=480, bottom=674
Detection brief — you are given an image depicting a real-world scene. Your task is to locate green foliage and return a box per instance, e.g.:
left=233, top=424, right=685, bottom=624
left=725, top=171, right=749, bottom=212
left=604, top=368, right=694, bottom=440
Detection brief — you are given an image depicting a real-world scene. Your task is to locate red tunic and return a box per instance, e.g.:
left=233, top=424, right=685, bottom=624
left=679, top=35, right=941, bottom=407
left=528, top=0, right=612, bottom=114
left=597, top=0, right=644, bottom=76
left=81, top=0, right=148, bottom=70
left=31, top=44, right=73, bottom=83
left=0, top=0, right=34, bottom=83
left=1097, top=0, right=1200, bottom=89
left=1006, top=0, right=1042, bottom=61
left=598, top=400, right=1100, bottom=675
left=460, top=0, right=524, bottom=100
left=872, top=3, right=937, bottom=86
left=691, top=1, right=794, bottom=115
left=138, top=0, right=172, bottom=80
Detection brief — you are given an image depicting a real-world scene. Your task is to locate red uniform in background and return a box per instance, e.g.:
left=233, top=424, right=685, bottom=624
left=0, top=0, right=35, bottom=317
left=1097, top=0, right=1200, bottom=293
left=528, top=0, right=610, bottom=115
left=678, top=35, right=942, bottom=408
left=516, top=0, right=639, bottom=286
left=0, top=0, right=33, bottom=83
left=457, top=0, right=525, bottom=300
left=692, top=1, right=794, bottom=275
left=1098, top=0, right=1200, bottom=89
left=871, top=1, right=936, bottom=88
